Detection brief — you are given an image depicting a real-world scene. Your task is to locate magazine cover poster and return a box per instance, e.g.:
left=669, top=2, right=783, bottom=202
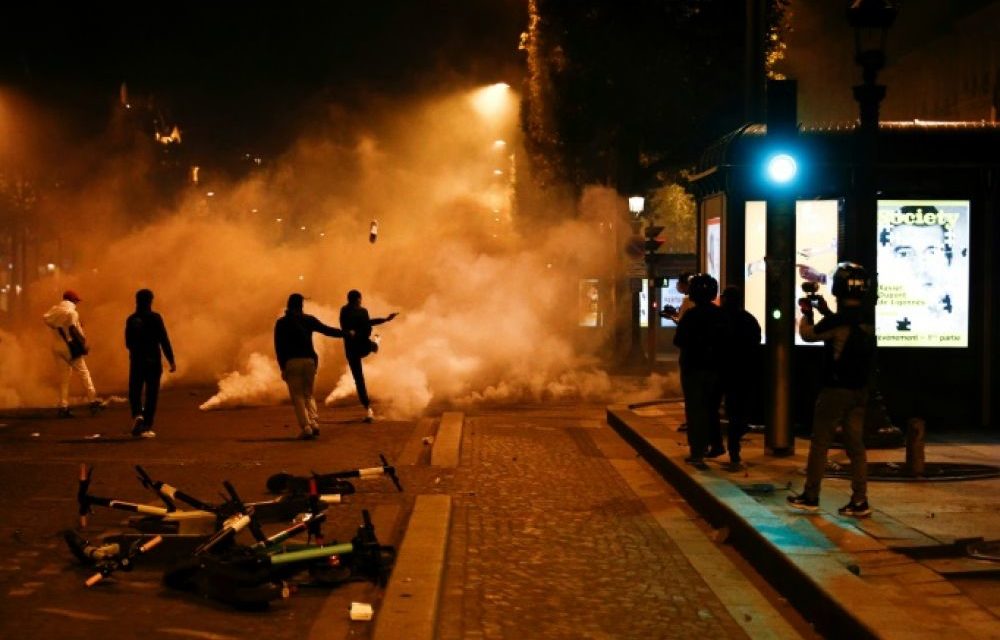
left=876, top=200, right=970, bottom=348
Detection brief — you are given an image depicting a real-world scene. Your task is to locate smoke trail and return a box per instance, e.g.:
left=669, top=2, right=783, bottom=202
left=2, top=88, right=680, bottom=416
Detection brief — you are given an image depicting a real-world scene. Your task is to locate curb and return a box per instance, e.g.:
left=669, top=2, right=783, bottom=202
left=372, top=494, right=452, bottom=640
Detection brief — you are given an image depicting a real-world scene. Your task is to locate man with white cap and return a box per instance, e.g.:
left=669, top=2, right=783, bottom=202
left=43, top=290, right=103, bottom=417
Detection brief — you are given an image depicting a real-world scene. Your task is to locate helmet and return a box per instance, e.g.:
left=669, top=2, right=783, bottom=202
left=687, top=273, right=719, bottom=304
left=831, top=262, right=870, bottom=299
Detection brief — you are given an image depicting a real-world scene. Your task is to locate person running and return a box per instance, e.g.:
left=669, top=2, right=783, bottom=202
left=125, top=289, right=176, bottom=438
left=43, top=290, right=103, bottom=417
left=788, top=263, right=877, bottom=518
left=339, top=289, right=398, bottom=422
left=274, top=293, right=344, bottom=440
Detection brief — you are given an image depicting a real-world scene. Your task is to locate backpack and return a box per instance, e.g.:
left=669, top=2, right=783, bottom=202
left=830, top=322, right=875, bottom=389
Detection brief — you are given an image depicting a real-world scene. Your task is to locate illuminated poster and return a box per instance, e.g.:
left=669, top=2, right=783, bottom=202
left=744, top=200, right=839, bottom=345
left=578, top=279, right=602, bottom=327
left=659, top=280, right=686, bottom=328
left=876, top=200, right=969, bottom=348
left=705, top=217, right=721, bottom=283
left=744, top=202, right=766, bottom=341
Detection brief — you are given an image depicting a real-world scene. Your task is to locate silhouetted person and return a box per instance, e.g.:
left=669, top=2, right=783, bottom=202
left=788, top=263, right=876, bottom=518
left=125, top=289, right=175, bottom=438
left=339, top=289, right=398, bottom=422
left=718, top=285, right=761, bottom=469
left=43, top=290, right=103, bottom=417
left=672, top=274, right=725, bottom=468
left=274, top=293, right=344, bottom=440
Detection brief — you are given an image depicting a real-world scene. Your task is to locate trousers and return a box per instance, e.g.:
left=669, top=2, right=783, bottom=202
left=284, top=357, right=319, bottom=431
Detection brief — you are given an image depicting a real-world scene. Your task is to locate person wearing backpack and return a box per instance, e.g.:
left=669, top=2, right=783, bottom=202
left=788, top=262, right=877, bottom=518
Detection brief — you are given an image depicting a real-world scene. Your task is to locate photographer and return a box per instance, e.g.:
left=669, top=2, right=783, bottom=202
left=787, top=263, right=876, bottom=518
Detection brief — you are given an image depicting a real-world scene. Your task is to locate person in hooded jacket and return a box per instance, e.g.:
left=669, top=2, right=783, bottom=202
left=43, top=290, right=103, bottom=417
left=274, top=293, right=343, bottom=439
left=125, top=289, right=175, bottom=438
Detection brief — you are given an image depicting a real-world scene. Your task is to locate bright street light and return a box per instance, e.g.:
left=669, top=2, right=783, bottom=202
left=471, top=82, right=513, bottom=120
left=766, top=153, right=798, bottom=184
left=628, top=196, right=645, bottom=217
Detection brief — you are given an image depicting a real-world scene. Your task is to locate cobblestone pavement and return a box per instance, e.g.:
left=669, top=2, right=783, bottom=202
left=437, top=405, right=751, bottom=640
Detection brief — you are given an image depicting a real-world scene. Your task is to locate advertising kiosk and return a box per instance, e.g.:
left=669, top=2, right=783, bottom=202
left=687, top=122, right=1000, bottom=430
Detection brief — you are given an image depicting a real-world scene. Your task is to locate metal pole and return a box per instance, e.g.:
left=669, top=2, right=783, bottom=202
left=765, top=197, right=796, bottom=455
left=646, top=260, right=657, bottom=369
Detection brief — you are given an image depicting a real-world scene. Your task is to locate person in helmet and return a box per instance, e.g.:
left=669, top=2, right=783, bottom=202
left=672, top=273, right=726, bottom=468
left=788, top=262, right=876, bottom=518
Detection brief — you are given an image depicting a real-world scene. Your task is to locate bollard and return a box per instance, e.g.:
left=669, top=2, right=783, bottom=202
left=905, top=417, right=926, bottom=477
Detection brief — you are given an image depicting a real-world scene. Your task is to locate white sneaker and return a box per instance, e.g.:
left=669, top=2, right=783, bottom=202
left=140, top=430, right=157, bottom=439
left=364, top=407, right=375, bottom=423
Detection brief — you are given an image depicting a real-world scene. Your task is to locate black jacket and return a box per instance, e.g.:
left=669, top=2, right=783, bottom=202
left=273, top=312, right=342, bottom=370
left=340, top=304, right=390, bottom=357
left=673, top=303, right=727, bottom=373
left=125, top=309, right=175, bottom=367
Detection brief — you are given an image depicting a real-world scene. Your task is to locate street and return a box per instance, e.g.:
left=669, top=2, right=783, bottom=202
left=0, top=386, right=810, bottom=639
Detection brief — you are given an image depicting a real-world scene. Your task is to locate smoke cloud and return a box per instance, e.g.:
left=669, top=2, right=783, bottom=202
left=1, top=87, right=679, bottom=417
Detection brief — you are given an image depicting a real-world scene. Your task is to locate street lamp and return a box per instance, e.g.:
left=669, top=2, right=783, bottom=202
left=628, top=196, right=645, bottom=220
left=628, top=196, right=665, bottom=369
left=847, top=0, right=896, bottom=271
left=847, top=0, right=897, bottom=94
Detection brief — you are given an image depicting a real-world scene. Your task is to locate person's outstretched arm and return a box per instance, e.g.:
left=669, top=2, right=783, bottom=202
left=370, top=312, right=399, bottom=326
left=307, top=315, right=344, bottom=338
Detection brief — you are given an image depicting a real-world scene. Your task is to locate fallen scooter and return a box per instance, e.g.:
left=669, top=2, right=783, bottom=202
left=266, top=453, right=403, bottom=495
left=162, top=481, right=395, bottom=609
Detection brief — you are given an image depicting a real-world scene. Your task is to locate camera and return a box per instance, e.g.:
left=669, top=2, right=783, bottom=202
left=798, top=281, right=823, bottom=309
left=659, top=304, right=678, bottom=319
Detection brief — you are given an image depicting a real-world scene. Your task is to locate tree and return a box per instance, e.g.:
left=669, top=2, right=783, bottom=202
left=520, top=0, right=789, bottom=201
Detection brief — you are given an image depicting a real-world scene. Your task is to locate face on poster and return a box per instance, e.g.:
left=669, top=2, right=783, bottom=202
left=744, top=200, right=839, bottom=345
left=876, top=200, right=969, bottom=347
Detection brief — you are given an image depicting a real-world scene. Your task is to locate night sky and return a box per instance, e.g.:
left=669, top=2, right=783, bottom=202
left=1, top=1, right=527, bottom=157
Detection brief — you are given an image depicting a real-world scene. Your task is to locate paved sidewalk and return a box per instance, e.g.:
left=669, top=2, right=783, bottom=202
left=608, top=402, right=1000, bottom=640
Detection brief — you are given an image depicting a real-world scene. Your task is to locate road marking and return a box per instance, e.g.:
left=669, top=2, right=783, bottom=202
left=37, top=608, right=111, bottom=621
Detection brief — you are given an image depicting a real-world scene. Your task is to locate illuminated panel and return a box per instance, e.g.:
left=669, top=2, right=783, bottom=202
left=578, top=279, right=602, bottom=327
left=876, top=200, right=969, bottom=348
left=745, top=200, right=839, bottom=345
left=705, top=217, right=721, bottom=283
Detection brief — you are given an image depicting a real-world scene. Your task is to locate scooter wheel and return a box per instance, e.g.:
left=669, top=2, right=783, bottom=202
left=266, top=473, right=292, bottom=494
